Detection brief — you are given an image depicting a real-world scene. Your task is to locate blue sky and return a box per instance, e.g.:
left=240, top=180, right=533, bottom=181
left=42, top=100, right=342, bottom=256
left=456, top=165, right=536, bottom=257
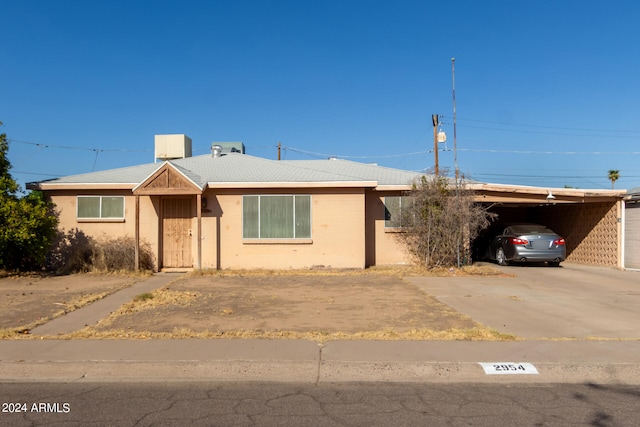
left=2, top=0, right=640, bottom=191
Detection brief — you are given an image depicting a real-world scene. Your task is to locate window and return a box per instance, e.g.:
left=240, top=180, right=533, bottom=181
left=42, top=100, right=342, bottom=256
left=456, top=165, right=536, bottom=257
left=77, top=196, right=125, bottom=220
left=384, top=196, right=413, bottom=228
left=243, top=195, right=311, bottom=239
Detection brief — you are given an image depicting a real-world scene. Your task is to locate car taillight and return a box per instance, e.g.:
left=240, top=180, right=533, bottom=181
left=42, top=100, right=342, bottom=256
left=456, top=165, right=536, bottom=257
left=510, top=238, right=528, bottom=245
left=553, top=238, right=565, bottom=245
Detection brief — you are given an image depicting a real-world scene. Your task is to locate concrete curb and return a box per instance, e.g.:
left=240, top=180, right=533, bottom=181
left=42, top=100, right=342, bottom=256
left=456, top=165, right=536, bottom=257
left=3, top=361, right=639, bottom=385
left=2, top=339, right=640, bottom=384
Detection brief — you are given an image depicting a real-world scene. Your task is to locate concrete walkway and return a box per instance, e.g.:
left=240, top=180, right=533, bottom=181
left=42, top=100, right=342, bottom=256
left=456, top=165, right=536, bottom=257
left=30, top=273, right=184, bottom=336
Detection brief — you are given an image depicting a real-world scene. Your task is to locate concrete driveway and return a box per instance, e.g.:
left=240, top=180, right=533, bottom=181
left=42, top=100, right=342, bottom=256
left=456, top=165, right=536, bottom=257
left=406, top=263, right=640, bottom=339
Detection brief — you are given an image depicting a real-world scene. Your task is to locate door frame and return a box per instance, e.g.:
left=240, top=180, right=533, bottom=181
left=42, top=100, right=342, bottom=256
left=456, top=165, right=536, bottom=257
left=160, top=196, right=194, bottom=269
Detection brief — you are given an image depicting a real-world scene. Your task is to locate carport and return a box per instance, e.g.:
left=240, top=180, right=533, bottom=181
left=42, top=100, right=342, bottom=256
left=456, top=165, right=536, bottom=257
left=471, top=184, right=626, bottom=268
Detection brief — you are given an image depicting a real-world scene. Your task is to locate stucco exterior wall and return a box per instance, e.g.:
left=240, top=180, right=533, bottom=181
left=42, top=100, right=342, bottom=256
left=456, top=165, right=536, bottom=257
left=202, top=188, right=367, bottom=269
left=48, top=191, right=160, bottom=269
left=47, top=188, right=371, bottom=270
left=365, top=191, right=412, bottom=266
left=47, top=188, right=423, bottom=270
left=49, top=190, right=135, bottom=238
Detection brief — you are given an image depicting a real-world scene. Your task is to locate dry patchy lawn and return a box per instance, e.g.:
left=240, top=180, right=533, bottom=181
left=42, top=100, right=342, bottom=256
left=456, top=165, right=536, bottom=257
left=79, top=268, right=513, bottom=341
left=0, top=273, right=143, bottom=335
left=1, top=265, right=514, bottom=341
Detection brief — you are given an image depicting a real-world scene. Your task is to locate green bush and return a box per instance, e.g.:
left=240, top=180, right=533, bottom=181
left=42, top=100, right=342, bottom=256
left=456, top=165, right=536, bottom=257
left=0, top=123, right=58, bottom=271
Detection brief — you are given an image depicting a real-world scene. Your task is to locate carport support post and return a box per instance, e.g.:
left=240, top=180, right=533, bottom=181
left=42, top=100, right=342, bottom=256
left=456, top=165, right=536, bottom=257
left=197, top=193, right=202, bottom=270
left=134, top=195, right=140, bottom=271
left=618, top=199, right=624, bottom=269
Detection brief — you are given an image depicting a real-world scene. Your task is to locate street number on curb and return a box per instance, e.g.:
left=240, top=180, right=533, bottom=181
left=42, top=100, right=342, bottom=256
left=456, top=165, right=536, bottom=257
left=479, top=362, right=539, bottom=375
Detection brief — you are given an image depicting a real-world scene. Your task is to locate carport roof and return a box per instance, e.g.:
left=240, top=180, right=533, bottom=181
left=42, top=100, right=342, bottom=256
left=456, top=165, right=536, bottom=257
left=470, top=182, right=626, bottom=204
left=627, top=187, right=640, bottom=201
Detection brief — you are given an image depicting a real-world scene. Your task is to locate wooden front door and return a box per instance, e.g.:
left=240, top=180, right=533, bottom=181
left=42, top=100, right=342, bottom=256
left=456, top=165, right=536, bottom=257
left=162, top=198, right=192, bottom=268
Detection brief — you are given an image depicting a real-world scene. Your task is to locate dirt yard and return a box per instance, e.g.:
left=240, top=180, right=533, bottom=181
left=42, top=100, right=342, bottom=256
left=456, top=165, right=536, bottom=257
left=92, top=275, right=490, bottom=342
left=1, top=268, right=510, bottom=340
left=0, top=274, right=142, bottom=333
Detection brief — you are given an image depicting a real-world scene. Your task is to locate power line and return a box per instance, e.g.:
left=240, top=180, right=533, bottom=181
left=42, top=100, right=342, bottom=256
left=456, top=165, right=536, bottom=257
left=283, top=145, right=432, bottom=159
left=8, top=138, right=152, bottom=153
left=454, top=124, right=640, bottom=138
left=12, top=171, right=62, bottom=177
left=473, top=172, right=640, bottom=179
left=441, top=116, right=640, bottom=135
left=458, top=148, right=640, bottom=155
left=283, top=144, right=640, bottom=159
left=9, top=135, right=640, bottom=159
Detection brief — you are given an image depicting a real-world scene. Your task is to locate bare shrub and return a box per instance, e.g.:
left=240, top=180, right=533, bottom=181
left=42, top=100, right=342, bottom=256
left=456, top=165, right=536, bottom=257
left=47, top=228, right=93, bottom=274
left=91, top=235, right=155, bottom=272
left=397, top=175, right=496, bottom=268
left=47, top=231, right=155, bottom=273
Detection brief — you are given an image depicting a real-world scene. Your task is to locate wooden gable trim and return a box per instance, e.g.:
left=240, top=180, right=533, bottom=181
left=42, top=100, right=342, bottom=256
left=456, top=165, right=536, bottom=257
left=133, top=163, right=202, bottom=195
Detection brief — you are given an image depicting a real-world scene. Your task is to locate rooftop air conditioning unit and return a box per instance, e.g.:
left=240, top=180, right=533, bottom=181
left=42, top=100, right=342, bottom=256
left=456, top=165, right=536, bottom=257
left=212, top=142, right=245, bottom=155
left=155, top=134, right=192, bottom=161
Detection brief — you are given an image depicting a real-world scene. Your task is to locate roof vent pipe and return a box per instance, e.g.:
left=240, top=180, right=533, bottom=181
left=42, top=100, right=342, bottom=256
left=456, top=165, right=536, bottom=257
left=211, top=144, right=223, bottom=158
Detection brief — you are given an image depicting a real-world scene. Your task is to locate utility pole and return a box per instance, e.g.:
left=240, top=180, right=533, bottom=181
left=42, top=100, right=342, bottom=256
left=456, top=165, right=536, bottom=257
left=277, top=142, right=281, bottom=160
left=452, top=57, right=459, bottom=182
left=432, top=114, right=439, bottom=176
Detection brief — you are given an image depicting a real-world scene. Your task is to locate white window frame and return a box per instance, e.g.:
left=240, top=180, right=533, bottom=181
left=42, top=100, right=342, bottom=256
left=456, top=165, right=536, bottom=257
left=242, top=194, right=312, bottom=242
left=77, top=195, right=125, bottom=221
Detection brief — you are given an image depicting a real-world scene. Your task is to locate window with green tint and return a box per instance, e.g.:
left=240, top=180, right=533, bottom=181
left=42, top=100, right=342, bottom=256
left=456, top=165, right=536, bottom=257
left=102, top=196, right=125, bottom=218
left=77, top=197, right=101, bottom=218
left=242, top=195, right=311, bottom=239
left=77, top=196, right=125, bottom=219
left=294, top=195, right=311, bottom=238
left=384, top=196, right=413, bottom=228
left=242, top=195, right=259, bottom=238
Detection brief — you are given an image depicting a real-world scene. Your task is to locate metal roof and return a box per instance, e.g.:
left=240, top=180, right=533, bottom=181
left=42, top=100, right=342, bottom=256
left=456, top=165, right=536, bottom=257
left=30, top=153, right=423, bottom=189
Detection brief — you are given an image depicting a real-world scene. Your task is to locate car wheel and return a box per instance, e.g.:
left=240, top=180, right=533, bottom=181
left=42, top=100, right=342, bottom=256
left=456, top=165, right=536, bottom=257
left=496, top=248, right=509, bottom=266
left=548, top=261, right=560, bottom=267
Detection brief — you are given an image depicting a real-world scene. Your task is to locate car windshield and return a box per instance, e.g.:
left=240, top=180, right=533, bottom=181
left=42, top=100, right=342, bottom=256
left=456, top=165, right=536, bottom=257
left=509, top=224, right=555, bottom=234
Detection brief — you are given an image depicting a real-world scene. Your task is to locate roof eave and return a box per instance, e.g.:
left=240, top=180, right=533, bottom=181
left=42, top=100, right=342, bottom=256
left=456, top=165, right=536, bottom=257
left=375, top=184, right=414, bottom=191
left=469, top=183, right=627, bottom=198
left=30, top=183, right=137, bottom=191
left=207, top=181, right=378, bottom=189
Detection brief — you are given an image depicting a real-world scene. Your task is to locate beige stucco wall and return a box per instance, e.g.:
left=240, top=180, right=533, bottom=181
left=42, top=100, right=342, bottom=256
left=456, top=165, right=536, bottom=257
left=48, top=191, right=161, bottom=269
left=201, top=188, right=367, bottom=269
left=47, top=187, right=417, bottom=270
left=49, top=190, right=135, bottom=238
left=365, top=190, right=412, bottom=266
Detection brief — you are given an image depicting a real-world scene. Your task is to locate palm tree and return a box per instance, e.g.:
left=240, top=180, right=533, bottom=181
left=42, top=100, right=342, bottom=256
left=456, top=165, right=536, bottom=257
left=608, top=170, right=620, bottom=189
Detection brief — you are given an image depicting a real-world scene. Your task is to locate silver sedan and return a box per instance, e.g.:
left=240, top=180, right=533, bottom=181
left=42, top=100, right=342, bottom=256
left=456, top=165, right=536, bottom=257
left=488, top=224, right=566, bottom=266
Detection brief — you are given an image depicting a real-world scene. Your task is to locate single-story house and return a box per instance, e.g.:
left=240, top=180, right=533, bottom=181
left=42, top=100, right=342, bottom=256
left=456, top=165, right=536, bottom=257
left=28, top=134, right=627, bottom=270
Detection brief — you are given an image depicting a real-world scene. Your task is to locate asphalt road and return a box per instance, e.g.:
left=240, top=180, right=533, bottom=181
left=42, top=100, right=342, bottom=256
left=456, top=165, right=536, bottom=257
left=2, top=381, right=639, bottom=426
